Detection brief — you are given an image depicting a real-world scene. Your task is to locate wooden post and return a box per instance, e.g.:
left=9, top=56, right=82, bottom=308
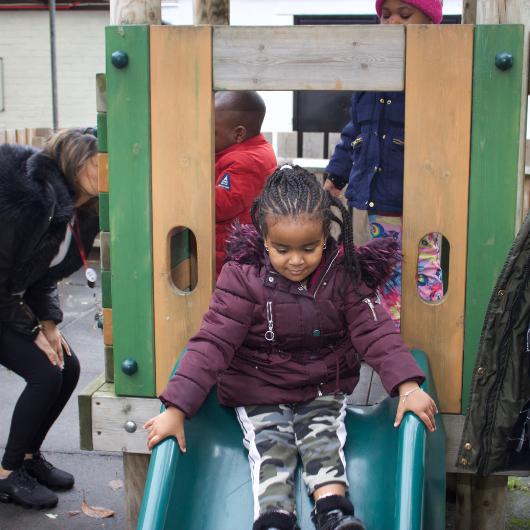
left=456, top=474, right=507, bottom=530
left=123, top=453, right=150, bottom=530
left=110, top=0, right=161, bottom=25
left=476, top=0, right=530, bottom=227
left=193, top=0, right=229, bottom=25
left=462, top=0, right=477, bottom=24
left=105, top=7, right=159, bottom=530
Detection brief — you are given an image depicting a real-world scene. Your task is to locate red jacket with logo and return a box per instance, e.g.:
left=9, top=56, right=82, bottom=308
left=215, top=134, right=277, bottom=277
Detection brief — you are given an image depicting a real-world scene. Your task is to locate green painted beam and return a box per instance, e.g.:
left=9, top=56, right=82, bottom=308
left=106, top=25, right=155, bottom=397
left=463, top=25, right=524, bottom=412
left=99, top=192, right=109, bottom=232
left=97, top=112, right=108, bottom=153
left=101, top=269, right=112, bottom=308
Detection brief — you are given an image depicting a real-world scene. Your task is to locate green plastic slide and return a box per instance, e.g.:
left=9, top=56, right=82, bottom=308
left=137, top=349, right=445, bottom=529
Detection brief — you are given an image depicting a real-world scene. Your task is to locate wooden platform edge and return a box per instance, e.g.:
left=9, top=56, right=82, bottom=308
left=92, top=382, right=160, bottom=453
left=78, top=372, right=106, bottom=451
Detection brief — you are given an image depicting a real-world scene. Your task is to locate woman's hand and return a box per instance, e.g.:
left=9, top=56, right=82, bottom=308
left=40, top=320, right=70, bottom=369
left=34, top=330, right=60, bottom=367
left=394, top=381, right=438, bottom=433
left=144, top=407, right=187, bottom=452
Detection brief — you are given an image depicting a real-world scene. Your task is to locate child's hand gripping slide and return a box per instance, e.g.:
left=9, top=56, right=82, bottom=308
left=144, top=407, right=187, bottom=452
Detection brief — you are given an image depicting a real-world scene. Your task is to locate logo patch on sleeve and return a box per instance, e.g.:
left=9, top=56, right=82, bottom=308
left=218, top=173, right=231, bottom=190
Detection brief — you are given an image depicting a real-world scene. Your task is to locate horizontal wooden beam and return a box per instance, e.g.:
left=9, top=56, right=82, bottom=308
left=213, top=25, right=405, bottom=91
left=92, top=383, right=159, bottom=453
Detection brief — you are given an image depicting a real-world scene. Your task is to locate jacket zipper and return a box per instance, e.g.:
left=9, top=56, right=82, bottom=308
left=363, top=297, right=378, bottom=321
left=478, top=258, right=529, bottom=474
left=313, top=250, right=340, bottom=299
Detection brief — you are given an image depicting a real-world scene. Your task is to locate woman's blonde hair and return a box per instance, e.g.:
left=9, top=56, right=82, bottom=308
left=41, top=128, right=98, bottom=201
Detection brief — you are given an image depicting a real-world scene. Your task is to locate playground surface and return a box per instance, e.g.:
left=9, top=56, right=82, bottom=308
left=0, top=264, right=529, bottom=529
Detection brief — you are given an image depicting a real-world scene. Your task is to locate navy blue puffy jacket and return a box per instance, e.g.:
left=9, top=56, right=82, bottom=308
left=326, top=91, right=405, bottom=214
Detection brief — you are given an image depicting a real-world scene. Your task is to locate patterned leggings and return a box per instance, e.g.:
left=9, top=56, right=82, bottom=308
left=236, top=394, right=348, bottom=519
left=368, top=215, right=444, bottom=329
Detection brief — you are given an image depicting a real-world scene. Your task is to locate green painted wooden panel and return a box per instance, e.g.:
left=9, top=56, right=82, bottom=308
left=106, top=25, right=155, bottom=397
left=463, top=25, right=524, bottom=412
left=97, top=112, right=108, bottom=153
left=101, top=269, right=112, bottom=308
left=104, top=346, right=114, bottom=383
left=99, top=192, right=109, bottom=232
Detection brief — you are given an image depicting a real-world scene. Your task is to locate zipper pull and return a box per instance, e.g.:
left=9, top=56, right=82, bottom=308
left=363, top=297, right=378, bottom=321
left=264, top=300, right=275, bottom=341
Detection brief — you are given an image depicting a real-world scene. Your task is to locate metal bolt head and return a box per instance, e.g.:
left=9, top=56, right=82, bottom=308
left=124, top=420, right=137, bottom=433
left=495, top=52, right=513, bottom=71
left=111, top=50, right=129, bottom=69
left=121, top=358, right=138, bottom=375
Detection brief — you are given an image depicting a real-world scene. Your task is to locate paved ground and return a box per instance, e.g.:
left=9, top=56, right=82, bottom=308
left=0, top=263, right=529, bottom=529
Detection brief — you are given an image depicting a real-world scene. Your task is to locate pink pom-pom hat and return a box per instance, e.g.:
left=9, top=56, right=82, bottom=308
left=375, top=0, right=443, bottom=24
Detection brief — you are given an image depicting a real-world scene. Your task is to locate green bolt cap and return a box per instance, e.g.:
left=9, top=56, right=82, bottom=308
left=495, top=52, right=513, bottom=71
left=121, top=358, right=138, bottom=375
left=111, top=50, right=129, bottom=69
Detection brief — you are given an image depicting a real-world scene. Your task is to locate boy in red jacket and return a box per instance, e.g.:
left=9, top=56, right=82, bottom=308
left=214, top=91, right=277, bottom=277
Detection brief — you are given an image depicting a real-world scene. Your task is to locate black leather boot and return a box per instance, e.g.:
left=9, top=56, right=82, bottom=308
left=311, top=495, right=366, bottom=530
left=0, top=467, right=58, bottom=509
left=253, top=509, right=300, bottom=530
left=24, top=452, right=74, bottom=491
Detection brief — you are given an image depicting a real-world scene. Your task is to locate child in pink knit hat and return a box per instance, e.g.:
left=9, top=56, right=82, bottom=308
left=375, top=0, right=443, bottom=24
left=325, top=0, right=444, bottom=329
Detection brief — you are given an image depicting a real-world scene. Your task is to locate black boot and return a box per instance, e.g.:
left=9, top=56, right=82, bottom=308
left=23, top=452, right=74, bottom=491
left=253, top=510, right=300, bottom=530
left=0, top=467, right=58, bottom=509
left=311, top=495, right=365, bottom=530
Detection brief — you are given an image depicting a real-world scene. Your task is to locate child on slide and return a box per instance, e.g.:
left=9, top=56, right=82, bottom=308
left=145, top=166, right=438, bottom=530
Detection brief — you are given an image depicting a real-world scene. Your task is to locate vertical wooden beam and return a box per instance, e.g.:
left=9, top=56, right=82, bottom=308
left=106, top=26, right=155, bottom=397
left=462, top=0, right=477, bottom=24
left=110, top=0, right=161, bottom=25
left=150, top=26, right=215, bottom=393
left=462, top=25, right=524, bottom=412
left=401, top=25, right=474, bottom=413
left=456, top=474, right=507, bottom=530
left=123, top=452, right=150, bottom=530
left=477, top=0, right=530, bottom=228
left=193, top=0, right=229, bottom=25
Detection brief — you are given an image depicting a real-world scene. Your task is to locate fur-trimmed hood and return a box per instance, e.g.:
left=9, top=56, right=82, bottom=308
left=0, top=144, right=75, bottom=227
left=225, top=222, right=401, bottom=290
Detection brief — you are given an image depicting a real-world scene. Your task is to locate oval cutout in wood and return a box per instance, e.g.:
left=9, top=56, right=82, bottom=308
left=416, top=232, right=448, bottom=303
left=169, top=227, right=198, bottom=293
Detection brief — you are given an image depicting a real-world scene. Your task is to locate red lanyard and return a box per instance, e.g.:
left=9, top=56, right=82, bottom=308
left=69, top=212, right=88, bottom=272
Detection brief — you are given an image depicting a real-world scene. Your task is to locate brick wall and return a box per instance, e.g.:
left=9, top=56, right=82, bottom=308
left=0, top=10, right=107, bottom=129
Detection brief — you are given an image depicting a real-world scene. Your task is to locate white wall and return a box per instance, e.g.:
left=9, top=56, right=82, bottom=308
left=0, top=11, right=107, bottom=129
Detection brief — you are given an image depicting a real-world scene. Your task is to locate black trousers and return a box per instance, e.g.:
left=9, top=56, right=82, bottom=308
left=0, top=326, right=80, bottom=470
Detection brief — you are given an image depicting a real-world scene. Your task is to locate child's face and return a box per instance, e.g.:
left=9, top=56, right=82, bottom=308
left=380, top=0, right=432, bottom=24
left=264, top=215, right=325, bottom=283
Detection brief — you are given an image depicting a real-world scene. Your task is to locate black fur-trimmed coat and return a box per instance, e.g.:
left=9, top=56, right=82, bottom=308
left=0, top=144, right=99, bottom=339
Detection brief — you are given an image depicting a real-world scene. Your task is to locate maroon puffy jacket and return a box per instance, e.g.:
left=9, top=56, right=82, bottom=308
left=160, top=226, right=425, bottom=417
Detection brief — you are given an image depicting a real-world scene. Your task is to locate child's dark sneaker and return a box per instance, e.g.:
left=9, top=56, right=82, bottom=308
left=253, top=509, right=300, bottom=530
left=0, top=467, right=58, bottom=509
left=311, top=495, right=365, bottom=530
left=23, top=452, right=74, bottom=490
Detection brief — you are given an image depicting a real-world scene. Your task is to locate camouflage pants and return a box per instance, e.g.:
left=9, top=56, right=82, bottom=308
left=235, top=394, right=348, bottom=518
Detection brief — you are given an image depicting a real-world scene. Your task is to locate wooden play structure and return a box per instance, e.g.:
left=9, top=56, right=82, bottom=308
left=78, top=0, right=530, bottom=528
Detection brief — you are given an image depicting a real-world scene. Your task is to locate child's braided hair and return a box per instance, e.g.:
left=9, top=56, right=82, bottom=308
left=250, top=165, right=360, bottom=285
